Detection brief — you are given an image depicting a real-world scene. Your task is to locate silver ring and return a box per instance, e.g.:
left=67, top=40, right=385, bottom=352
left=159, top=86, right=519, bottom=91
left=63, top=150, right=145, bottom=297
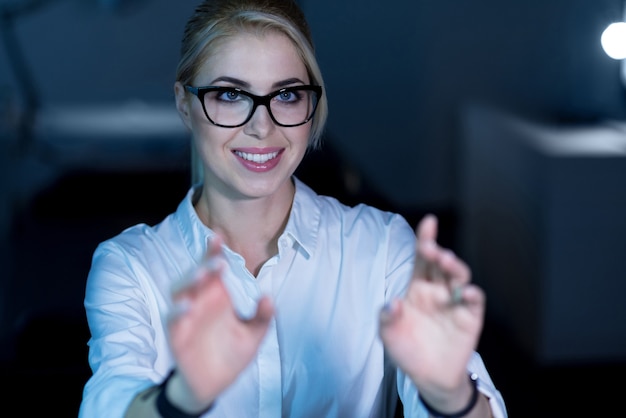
left=451, top=286, right=464, bottom=305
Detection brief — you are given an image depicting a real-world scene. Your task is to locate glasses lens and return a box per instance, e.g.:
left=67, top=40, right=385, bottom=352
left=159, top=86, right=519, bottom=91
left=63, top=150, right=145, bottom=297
left=269, top=88, right=319, bottom=126
left=203, top=89, right=253, bottom=127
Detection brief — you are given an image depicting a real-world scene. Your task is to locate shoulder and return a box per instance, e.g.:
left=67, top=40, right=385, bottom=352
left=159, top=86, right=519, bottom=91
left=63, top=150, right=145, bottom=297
left=85, top=190, right=198, bottom=301
left=293, top=177, right=414, bottom=240
left=95, top=213, right=175, bottom=254
left=92, top=186, right=197, bottom=264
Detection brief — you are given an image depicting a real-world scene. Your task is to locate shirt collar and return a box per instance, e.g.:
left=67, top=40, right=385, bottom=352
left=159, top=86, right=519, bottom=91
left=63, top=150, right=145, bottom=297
left=175, top=185, right=214, bottom=264
left=284, top=176, right=321, bottom=259
left=174, top=176, right=322, bottom=262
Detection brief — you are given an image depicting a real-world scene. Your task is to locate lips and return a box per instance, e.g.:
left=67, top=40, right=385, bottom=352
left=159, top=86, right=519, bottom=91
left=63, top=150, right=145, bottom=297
left=233, top=150, right=279, bottom=163
left=232, top=148, right=284, bottom=172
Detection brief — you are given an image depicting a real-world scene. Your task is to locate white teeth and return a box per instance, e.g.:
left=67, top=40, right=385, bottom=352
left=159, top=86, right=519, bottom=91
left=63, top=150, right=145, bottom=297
left=235, top=151, right=279, bottom=163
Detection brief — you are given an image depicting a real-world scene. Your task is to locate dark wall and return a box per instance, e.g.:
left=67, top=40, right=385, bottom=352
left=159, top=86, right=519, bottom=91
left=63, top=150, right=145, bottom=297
left=0, top=0, right=195, bottom=104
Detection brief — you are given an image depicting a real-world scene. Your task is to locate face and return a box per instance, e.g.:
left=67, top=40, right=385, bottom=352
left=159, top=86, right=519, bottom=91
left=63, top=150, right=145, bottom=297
left=175, top=31, right=312, bottom=201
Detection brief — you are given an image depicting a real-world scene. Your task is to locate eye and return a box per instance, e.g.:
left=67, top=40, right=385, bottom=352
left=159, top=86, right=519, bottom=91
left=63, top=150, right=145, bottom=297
left=218, top=89, right=242, bottom=102
left=275, top=89, right=301, bottom=103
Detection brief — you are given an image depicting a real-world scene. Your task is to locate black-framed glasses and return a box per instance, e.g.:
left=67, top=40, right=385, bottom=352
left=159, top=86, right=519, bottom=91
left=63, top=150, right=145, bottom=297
left=185, top=85, right=322, bottom=128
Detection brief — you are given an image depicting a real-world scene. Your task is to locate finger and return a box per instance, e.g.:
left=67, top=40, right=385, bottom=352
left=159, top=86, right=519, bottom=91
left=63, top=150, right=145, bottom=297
left=415, top=239, right=451, bottom=283
left=413, top=215, right=443, bottom=280
left=169, top=268, right=228, bottom=322
left=414, top=235, right=441, bottom=280
left=449, top=283, right=485, bottom=310
left=172, top=234, right=226, bottom=297
left=204, top=233, right=224, bottom=261
left=168, top=297, right=192, bottom=323
left=243, top=296, right=274, bottom=344
left=247, top=296, right=274, bottom=327
left=171, top=254, right=225, bottom=297
left=416, top=214, right=438, bottom=243
left=458, top=284, right=485, bottom=307
left=439, top=249, right=471, bottom=288
left=379, top=298, right=402, bottom=326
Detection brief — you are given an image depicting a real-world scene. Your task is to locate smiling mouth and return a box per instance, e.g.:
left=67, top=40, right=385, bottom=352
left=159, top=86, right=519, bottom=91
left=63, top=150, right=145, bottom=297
left=234, top=150, right=279, bottom=163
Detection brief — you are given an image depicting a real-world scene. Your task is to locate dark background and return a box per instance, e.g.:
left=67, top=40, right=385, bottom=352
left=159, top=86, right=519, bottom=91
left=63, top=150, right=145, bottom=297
left=1, top=0, right=625, bottom=416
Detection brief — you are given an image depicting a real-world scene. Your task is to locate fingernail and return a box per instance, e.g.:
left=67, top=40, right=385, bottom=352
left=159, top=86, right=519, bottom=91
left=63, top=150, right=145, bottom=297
left=380, top=301, right=396, bottom=322
left=195, top=256, right=223, bottom=278
left=169, top=298, right=191, bottom=319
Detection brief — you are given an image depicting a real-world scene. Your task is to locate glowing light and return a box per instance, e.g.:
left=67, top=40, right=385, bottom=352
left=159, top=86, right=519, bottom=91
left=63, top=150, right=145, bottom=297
left=601, top=22, right=626, bottom=59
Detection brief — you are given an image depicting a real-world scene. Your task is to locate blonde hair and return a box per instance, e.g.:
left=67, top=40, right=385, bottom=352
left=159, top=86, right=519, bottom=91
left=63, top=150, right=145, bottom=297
left=176, top=0, right=328, bottom=184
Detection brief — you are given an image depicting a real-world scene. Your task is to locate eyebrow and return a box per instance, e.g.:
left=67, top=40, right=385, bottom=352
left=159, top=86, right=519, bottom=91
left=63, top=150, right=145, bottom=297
left=208, top=76, right=307, bottom=89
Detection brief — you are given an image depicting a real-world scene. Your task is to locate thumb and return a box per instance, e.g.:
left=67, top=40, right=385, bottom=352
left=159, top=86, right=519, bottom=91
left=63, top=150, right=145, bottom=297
left=247, top=296, right=274, bottom=331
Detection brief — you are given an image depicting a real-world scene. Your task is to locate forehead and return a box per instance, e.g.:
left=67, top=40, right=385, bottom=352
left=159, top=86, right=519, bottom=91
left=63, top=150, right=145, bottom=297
left=196, top=31, right=308, bottom=89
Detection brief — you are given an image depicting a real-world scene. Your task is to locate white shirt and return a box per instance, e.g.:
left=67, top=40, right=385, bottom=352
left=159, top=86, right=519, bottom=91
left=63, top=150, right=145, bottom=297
left=79, top=177, right=507, bottom=418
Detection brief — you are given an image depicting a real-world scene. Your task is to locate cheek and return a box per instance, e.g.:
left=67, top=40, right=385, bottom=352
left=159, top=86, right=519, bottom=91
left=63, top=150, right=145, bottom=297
left=193, top=126, right=233, bottom=153
left=191, top=120, right=224, bottom=157
left=284, top=127, right=312, bottom=167
left=291, top=125, right=313, bottom=147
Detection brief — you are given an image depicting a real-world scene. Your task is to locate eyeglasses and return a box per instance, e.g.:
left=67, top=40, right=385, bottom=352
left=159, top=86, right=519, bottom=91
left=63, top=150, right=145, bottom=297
left=185, top=85, right=322, bottom=128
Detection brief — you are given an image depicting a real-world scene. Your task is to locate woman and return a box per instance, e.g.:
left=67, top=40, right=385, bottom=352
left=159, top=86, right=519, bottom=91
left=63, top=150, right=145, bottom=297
left=79, top=1, right=507, bottom=417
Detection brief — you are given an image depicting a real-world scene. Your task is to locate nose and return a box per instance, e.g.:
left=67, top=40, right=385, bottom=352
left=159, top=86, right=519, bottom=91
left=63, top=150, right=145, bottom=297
left=243, top=103, right=275, bottom=138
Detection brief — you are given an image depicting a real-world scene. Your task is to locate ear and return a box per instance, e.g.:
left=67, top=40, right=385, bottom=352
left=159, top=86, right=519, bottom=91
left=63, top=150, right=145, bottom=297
left=174, top=81, right=193, bottom=131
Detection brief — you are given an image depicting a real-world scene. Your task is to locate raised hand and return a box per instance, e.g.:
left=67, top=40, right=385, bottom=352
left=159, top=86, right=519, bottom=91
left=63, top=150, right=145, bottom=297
left=167, top=235, right=274, bottom=410
left=379, top=214, right=485, bottom=403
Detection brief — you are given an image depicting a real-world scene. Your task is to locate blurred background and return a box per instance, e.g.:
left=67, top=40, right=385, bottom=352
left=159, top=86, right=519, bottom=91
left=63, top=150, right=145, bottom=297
left=1, top=0, right=625, bottom=416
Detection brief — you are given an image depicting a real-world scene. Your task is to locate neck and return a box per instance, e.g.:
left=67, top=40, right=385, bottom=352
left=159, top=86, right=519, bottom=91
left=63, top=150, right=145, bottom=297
left=194, top=179, right=295, bottom=276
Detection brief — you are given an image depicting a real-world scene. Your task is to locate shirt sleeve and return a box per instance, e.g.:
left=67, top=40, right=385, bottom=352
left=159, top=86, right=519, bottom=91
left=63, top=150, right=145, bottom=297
left=78, top=238, right=169, bottom=418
